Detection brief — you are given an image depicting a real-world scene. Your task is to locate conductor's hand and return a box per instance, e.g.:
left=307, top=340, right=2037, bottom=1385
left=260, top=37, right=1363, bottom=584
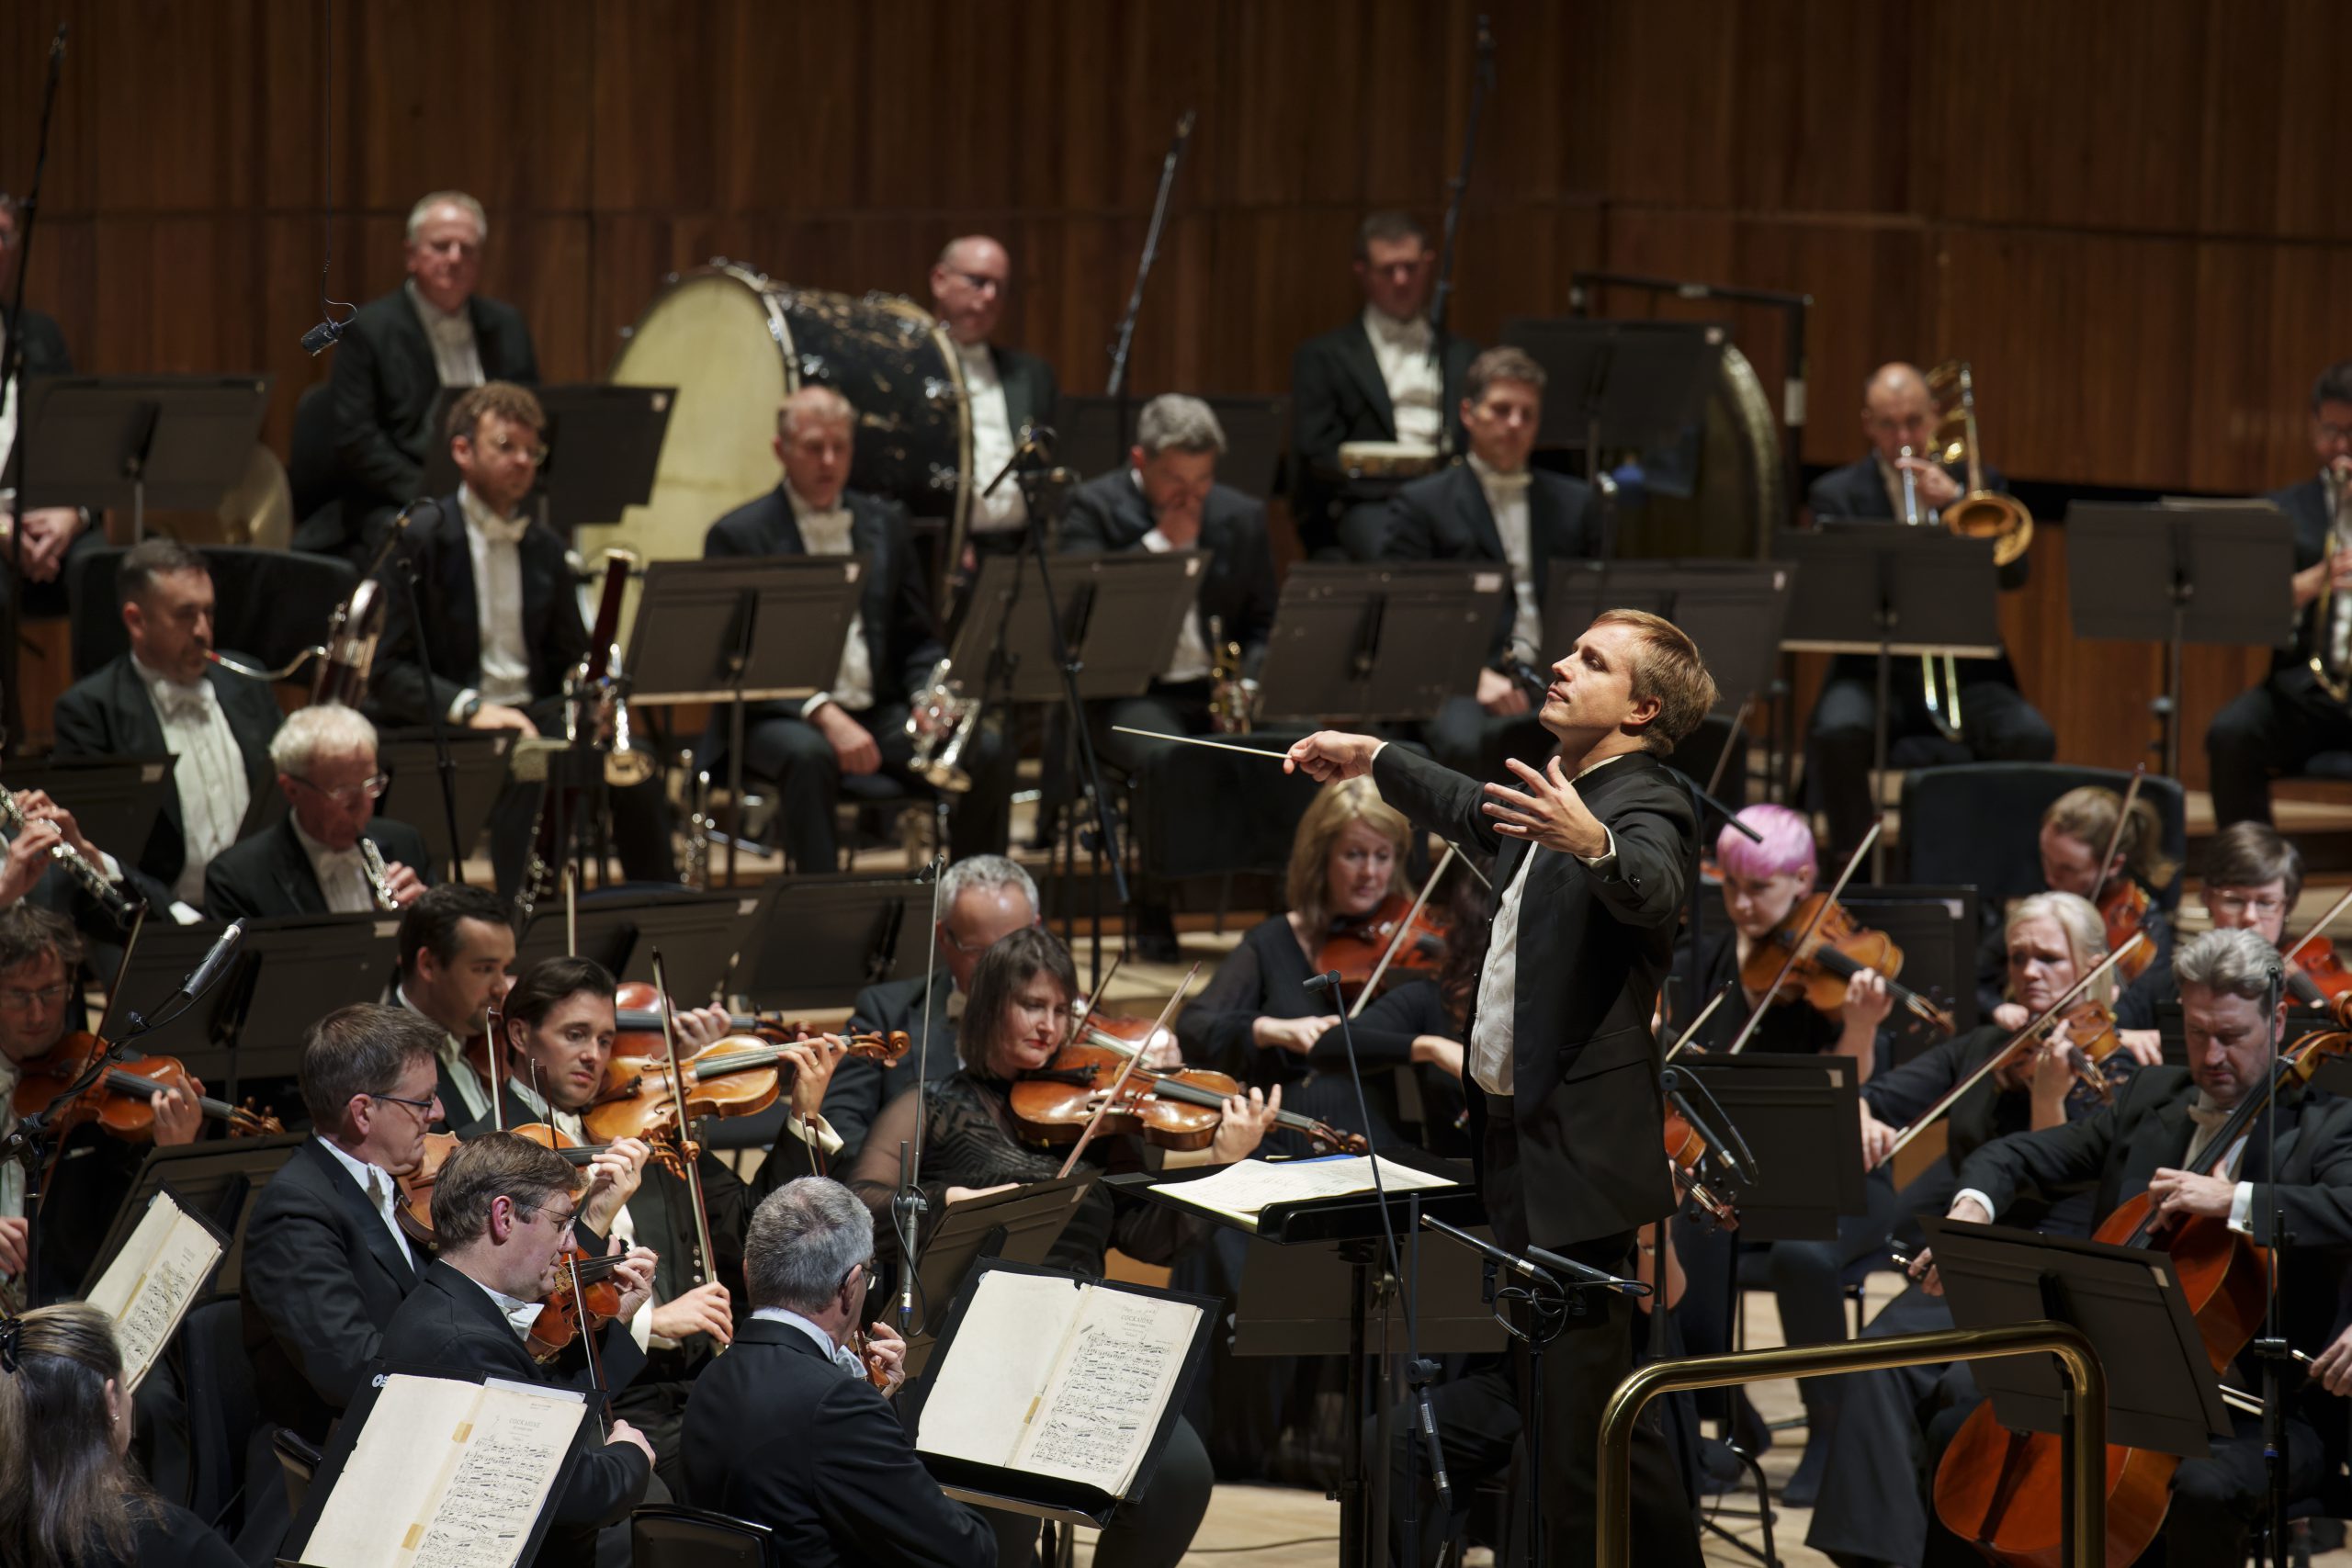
left=1284, top=730, right=1382, bottom=783
left=1484, top=756, right=1610, bottom=859
left=651, top=1280, right=734, bottom=1346
left=1210, top=1085, right=1283, bottom=1165
left=815, top=702, right=882, bottom=776
left=606, top=1419, right=657, bottom=1469
left=470, top=703, right=537, bottom=738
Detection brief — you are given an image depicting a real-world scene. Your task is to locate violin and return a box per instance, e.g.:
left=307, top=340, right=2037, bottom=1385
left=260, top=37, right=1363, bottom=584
left=1930, top=1014, right=2352, bottom=1564
left=394, top=1130, right=465, bottom=1246
left=1662, top=1108, right=1737, bottom=1228
left=2041, top=998, right=2132, bottom=1105
left=2095, top=878, right=2159, bottom=985
left=608, top=980, right=825, bottom=1058
left=529, top=1247, right=628, bottom=1363
left=1739, top=893, right=1955, bottom=1034
left=1316, top=893, right=1449, bottom=1007
left=582, top=1031, right=910, bottom=1145
left=1007, top=1041, right=1369, bottom=1155
left=11, top=1033, right=283, bottom=1141
left=2285, top=940, right=2352, bottom=1010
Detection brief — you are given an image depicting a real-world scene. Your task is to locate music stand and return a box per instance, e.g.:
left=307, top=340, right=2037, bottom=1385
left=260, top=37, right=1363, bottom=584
left=1256, top=564, right=1510, bottom=725
left=734, top=874, right=932, bottom=1012
left=7, top=753, right=176, bottom=870
left=1841, top=884, right=1982, bottom=1061
left=1544, top=558, right=1793, bottom=703
left=895, top=1174, right=1095, bottom=1376
left=1503, top=318, right=1723, bottom=473
left=375, top=729, right=513, bottom=874
left=2064, top=501, right=2295, bottom=779
left=79, top=1134, right=306, bottom=1299
left=206, top=914, right=405, bottom=1093
left=13, top=375, right=273, bottom=539
left=1779, top=526, right=2002, bottom=879
left=101, top=921, right=245, bottom=1069
left=1675, top=1054, right=1864, bottom=1242
left=420, top=383, right=674, bottom=535
left=514, top=888, right=765, bottom=1005
left=1234, top=1228, right=1506, bottom=1357
left=950, top=550, right=1202, bottom=703
left=624, top=555, right=864, bottom=884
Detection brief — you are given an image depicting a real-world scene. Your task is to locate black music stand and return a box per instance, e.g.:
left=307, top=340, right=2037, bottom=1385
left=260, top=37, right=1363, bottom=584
left=1778, top=527, right=2002, bottom=880
left=1234, top=1228, right=1506, bottom=1357
left=376, top=729, right=513, bottom=873
left=514, top=887, right=765, bottom=1005
left=625, top=555, right=864, bottom=884
left=1840, top=884, right=1982, bottom=1059
left=420, top=382, right=674, bottom=535
left=208, top=915, right=405, bottom=1093
left=100, top=921, right=243, bottom=1067
left=950, top=550, right=1203, bottom=703
left=1676, top=1054, right=1864, bottom=1241
left=1256, top=564, right=1510, bottom=726
left=2065, top=501, right=2296, bottom=779
left=79, top=1134, right=306, bottom=1298
left=894, top=1174, right=1095, bottom=1375
left=13, top=375, right=272, bottom=539
left=6, top=753, right=175, bottom=870
left=1502, top=317, right=1724, bottom=517
left=733, top=874, right=931, bottom=1011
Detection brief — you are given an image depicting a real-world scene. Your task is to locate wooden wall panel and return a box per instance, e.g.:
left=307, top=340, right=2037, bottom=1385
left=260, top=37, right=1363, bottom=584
left=5, top=0, right=2351, bottom=787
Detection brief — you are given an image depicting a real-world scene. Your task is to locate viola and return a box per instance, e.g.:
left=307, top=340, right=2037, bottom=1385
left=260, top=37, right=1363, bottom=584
left=1007, top=1041, right=1369, bottom=1155
left=608, top=980, right=826, bottom=1058
left=529, top=1247, right=628, bottom=1363
left=1739, top=893, right=1955, bottom=1034
left=1662, top=1108, right=1736, bottom=1228
left=11, top=1033, right=283, bottom=1141
left=582, top=1030, right=910, bottom=1145
left=394, top=1130, right=465, bottom=1246
left=1929, top=1014, right=2352, bottom=1563
left=2042, top=998, right=2133, bottom=1105
left=2095, top=879, right=2159, bottom=984
left=1316, top=893, right=1449, bottom=1007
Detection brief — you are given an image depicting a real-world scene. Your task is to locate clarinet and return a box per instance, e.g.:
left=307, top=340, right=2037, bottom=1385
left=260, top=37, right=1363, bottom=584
left=0, top=785, right=134, bottom=918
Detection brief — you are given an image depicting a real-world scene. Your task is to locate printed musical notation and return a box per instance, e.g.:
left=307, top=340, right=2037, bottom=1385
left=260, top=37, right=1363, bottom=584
left=85, top=1190, right=224, bottom=1393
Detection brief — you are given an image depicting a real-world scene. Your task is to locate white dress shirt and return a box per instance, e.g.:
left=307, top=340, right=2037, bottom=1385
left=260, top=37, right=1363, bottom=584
left=1135, top=473, right=1215, bottom=683
left=463, top=1270, right=548, bottom=1340
left=1470, top=454, right=1544, bottom=659
left=1363, top=308, right=1444, bottom=450
left=1464, top=750, right=1632, bottom=1096
left=788, top=483, right=877, bottom=716
left=752, top=1304, right=868, bottom=1377
left=959, top=341, right=1029, bottom=536
left=133, top=655, right=252, bottom=906
left=399, top=983, right=491, bottom=1123
left=406, top=280, right=485, bottom=389
left=314, top=1134, right=416, bottom=1273
left=291, top=818, right=376, bottom=915
left=449, top=484, right=533, bottom=719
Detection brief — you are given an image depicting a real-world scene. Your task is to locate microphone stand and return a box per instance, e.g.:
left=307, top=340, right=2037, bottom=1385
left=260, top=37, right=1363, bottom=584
left=1425, top=14, right=1495, bottom=460
left=2256, top=960, right=2290, bottom=1565
left=0, top=25, right=67, bottom=741
left=387, top=504, right=470, bottom=886
left=1104, top=109, right=1195, bottom=403
left=892, top=847, right=949, bottom=1337
left=1669, top=756, right=1758, bottom=1041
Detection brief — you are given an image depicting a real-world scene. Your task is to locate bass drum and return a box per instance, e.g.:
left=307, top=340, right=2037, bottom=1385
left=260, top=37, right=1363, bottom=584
left=591, top=263, right=972, bottom=602
left=1612, top=344, right=1785, bottom=560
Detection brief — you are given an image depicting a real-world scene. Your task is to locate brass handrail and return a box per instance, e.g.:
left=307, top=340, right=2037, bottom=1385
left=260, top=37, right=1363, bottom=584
left=1597, top=1318, right=2106, bottom=1566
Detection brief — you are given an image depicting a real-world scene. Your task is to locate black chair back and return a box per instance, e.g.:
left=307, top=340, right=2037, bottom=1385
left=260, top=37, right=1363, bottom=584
left=178, top=1295, right=259, bottom=1535
left=1899, top=762, right=2188, bottom=913
left=272, top=1427, right=322, bottom=1521
left=68, top=545, right=359, bottom=682
left=630, top=1504, right=777, bottom=1568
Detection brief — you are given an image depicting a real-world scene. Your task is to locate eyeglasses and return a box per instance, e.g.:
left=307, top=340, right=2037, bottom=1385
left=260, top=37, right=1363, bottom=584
left=938, top=924, right=989, bottom=956
left=2317, top=422, right=2352, bottom=447
left=367, top=1089, right=438, bottom=1118
left=945, top=269, right=1004, bottom=296
left=2206, top=890, right=2290, bottom=919
left=480, top=432, right=548, bottom=465
left=288, top=773, right=390, bottom=808
left=523, top=1202, right=580, bottom=1235
left=845, top=1258, right=880, bottom=1294
left=0, top=982, right=74, bottom=1011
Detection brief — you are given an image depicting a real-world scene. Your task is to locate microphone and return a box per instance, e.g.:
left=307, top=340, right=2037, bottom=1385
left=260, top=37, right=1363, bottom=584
left=1302, top=970, right=1344, bottom=998
left=174, top=919, right=247, bottom=1004
left=1015, top=421, right=1057, bottom=461
left=301, top=316, right=347, bottom=356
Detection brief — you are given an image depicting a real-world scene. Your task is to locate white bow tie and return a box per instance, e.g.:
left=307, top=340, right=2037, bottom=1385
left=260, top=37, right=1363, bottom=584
left=1479, top=468, right=1532, bottom=502
left=151, top=681, right=212, bottom=726
left=473, top=510, right=530, bottom=547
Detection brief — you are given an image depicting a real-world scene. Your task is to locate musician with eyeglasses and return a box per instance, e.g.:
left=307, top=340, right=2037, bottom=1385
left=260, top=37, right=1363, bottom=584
left=2206, top=360, right=2352, bottom=828
left=1804, top=361, right=2053, bottom=868
left=2113, top=823, right=2310, bottom=1061
left=928, top=235, right=1057, bottom=567
left=201, top=704, right=430, bottom=921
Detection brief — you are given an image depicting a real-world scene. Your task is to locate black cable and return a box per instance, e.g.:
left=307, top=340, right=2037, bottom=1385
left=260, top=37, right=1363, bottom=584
left=300, top=0, right=355, bottom=354
left=1184, top=1537, right=1344, bottom=1555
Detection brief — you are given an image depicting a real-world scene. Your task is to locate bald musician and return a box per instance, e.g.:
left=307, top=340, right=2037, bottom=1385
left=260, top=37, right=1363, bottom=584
left=929, top=235, right=1057, bottom=560
left=1804, top=361, right=2053, bottom=866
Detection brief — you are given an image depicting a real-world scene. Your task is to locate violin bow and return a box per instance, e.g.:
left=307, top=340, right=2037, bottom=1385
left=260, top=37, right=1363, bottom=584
left=1064, top=954, right=1127, bottom=1052
left=488, top=999, right=505, bottom=1134
left=2280, top=883, right=2352, bottom=969
left=1055, top=962, right=1202, bottom=1181
left=1878, top=931, right=2147, bottom=1168
left=1349, top=844, right=1458, bottom=1020
left=648, top=949, right=721, bottom=1340
left=563, top=863, right=580, bottom=959
left=2091, top=764, right=2147, bottom=906
left=1721, top=821, right=1880, bottom=1056
left=568, top=1251, right=605, bottom=1393
left=1661, top=981, right=1736, bottom=1063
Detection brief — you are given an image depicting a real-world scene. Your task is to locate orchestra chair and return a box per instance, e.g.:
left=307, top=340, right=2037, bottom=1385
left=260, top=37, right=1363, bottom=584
left=176, top=1295, right=262, bottom=1537
left=629, top=1504, right=778, bottom=1568
left=286, top=383, right=341, bottom=536
left=66, top=544, right=358, bottom=683
left=271, top=1428, right=322, bottom=1525
left=1899, top=761, right=2188, bottom=913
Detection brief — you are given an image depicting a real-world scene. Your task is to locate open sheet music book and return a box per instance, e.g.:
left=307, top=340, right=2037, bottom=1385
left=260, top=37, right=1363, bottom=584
left=1147, top=1154, right=1456, bottom=1231
left=918, top=1269, right=1204, bottom=1501
left=295, top=1373, right=583, bottom=1568
left=85, top=1187, right=225, bottom=1393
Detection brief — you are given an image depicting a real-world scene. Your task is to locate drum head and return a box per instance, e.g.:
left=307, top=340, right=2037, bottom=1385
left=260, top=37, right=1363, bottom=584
left=594, top=267, right=791, bottom=567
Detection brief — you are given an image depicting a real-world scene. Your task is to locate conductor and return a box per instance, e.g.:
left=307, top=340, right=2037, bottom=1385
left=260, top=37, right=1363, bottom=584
left=1285, top=607, right=1712, bottom=1565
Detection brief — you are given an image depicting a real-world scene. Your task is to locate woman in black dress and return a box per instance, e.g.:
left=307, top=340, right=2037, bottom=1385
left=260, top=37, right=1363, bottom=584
left=847, top=926, right=1279, bottom=1568
left=0, top=1302, right=241, bottom=1568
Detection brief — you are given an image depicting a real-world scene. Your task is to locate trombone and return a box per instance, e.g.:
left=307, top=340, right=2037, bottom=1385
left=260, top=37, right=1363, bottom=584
left=2307, top=459, right=2352, bottom=703
left=1900, top=361, right=2037, bottom=741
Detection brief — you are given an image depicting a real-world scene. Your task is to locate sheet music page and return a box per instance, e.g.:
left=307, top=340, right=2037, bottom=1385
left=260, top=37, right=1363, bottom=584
left=84, top=1190, right=223, bottom=1394
left=300, top=1374, right=579, bottom=1568
left=1010, top=1286, right=1204, bottom=1497
left=1151, top=1156, right=1455, bottom=1229
left=917, top=1270, right=1084, bottom=1469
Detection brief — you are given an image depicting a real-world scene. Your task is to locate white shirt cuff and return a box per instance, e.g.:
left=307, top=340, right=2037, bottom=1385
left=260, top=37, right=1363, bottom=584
left=447, top=687, right=480, bottom=725
left=800, top=692, right=835, bottom=722
left=166, top=899, right=205, bottom=926
left=2229, top=1180, right=2255, bottom=1235
left=628, top=1297, right=653, bottom=1353
left=1577, top=823, right=1619, bottom=868
left=1952, top=1189, right=1996, bottom=1222
left=96, top=850, right=123, bottom=883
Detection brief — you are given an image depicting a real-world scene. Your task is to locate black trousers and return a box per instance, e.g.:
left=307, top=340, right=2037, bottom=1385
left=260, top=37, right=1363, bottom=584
left=2205, top=666, right=2352, bottom=828
left=1807, top=671, right=2056, bottom=865
left=1483, top=1096, right=1702, bottom=1568
left=727, top=700, right=1012, bottom=872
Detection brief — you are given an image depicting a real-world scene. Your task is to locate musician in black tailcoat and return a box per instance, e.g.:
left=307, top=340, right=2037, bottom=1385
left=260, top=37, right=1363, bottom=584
left=929, top=235, right=1057, bottom=564
left=2207, top=361, right=2352, bottom=829
left=1290, top=210, right=1476, bottom=560
left=312, top=191, right=538, bottom=562
left=201, top=705, right=431, bottom=921
left=681, top=1177, right=995, bottom=1568
left=1804, top=362, right=2052, bottom=867
left=0, top=192, right=103, bottom=620
left=1287, top=607, right=1716, bottom=1565
left=1374, top=345, right=1603, bottom=783
left=702, top=384, right=1013, bottom=873
left=367, top=382, right=673, bottom=895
